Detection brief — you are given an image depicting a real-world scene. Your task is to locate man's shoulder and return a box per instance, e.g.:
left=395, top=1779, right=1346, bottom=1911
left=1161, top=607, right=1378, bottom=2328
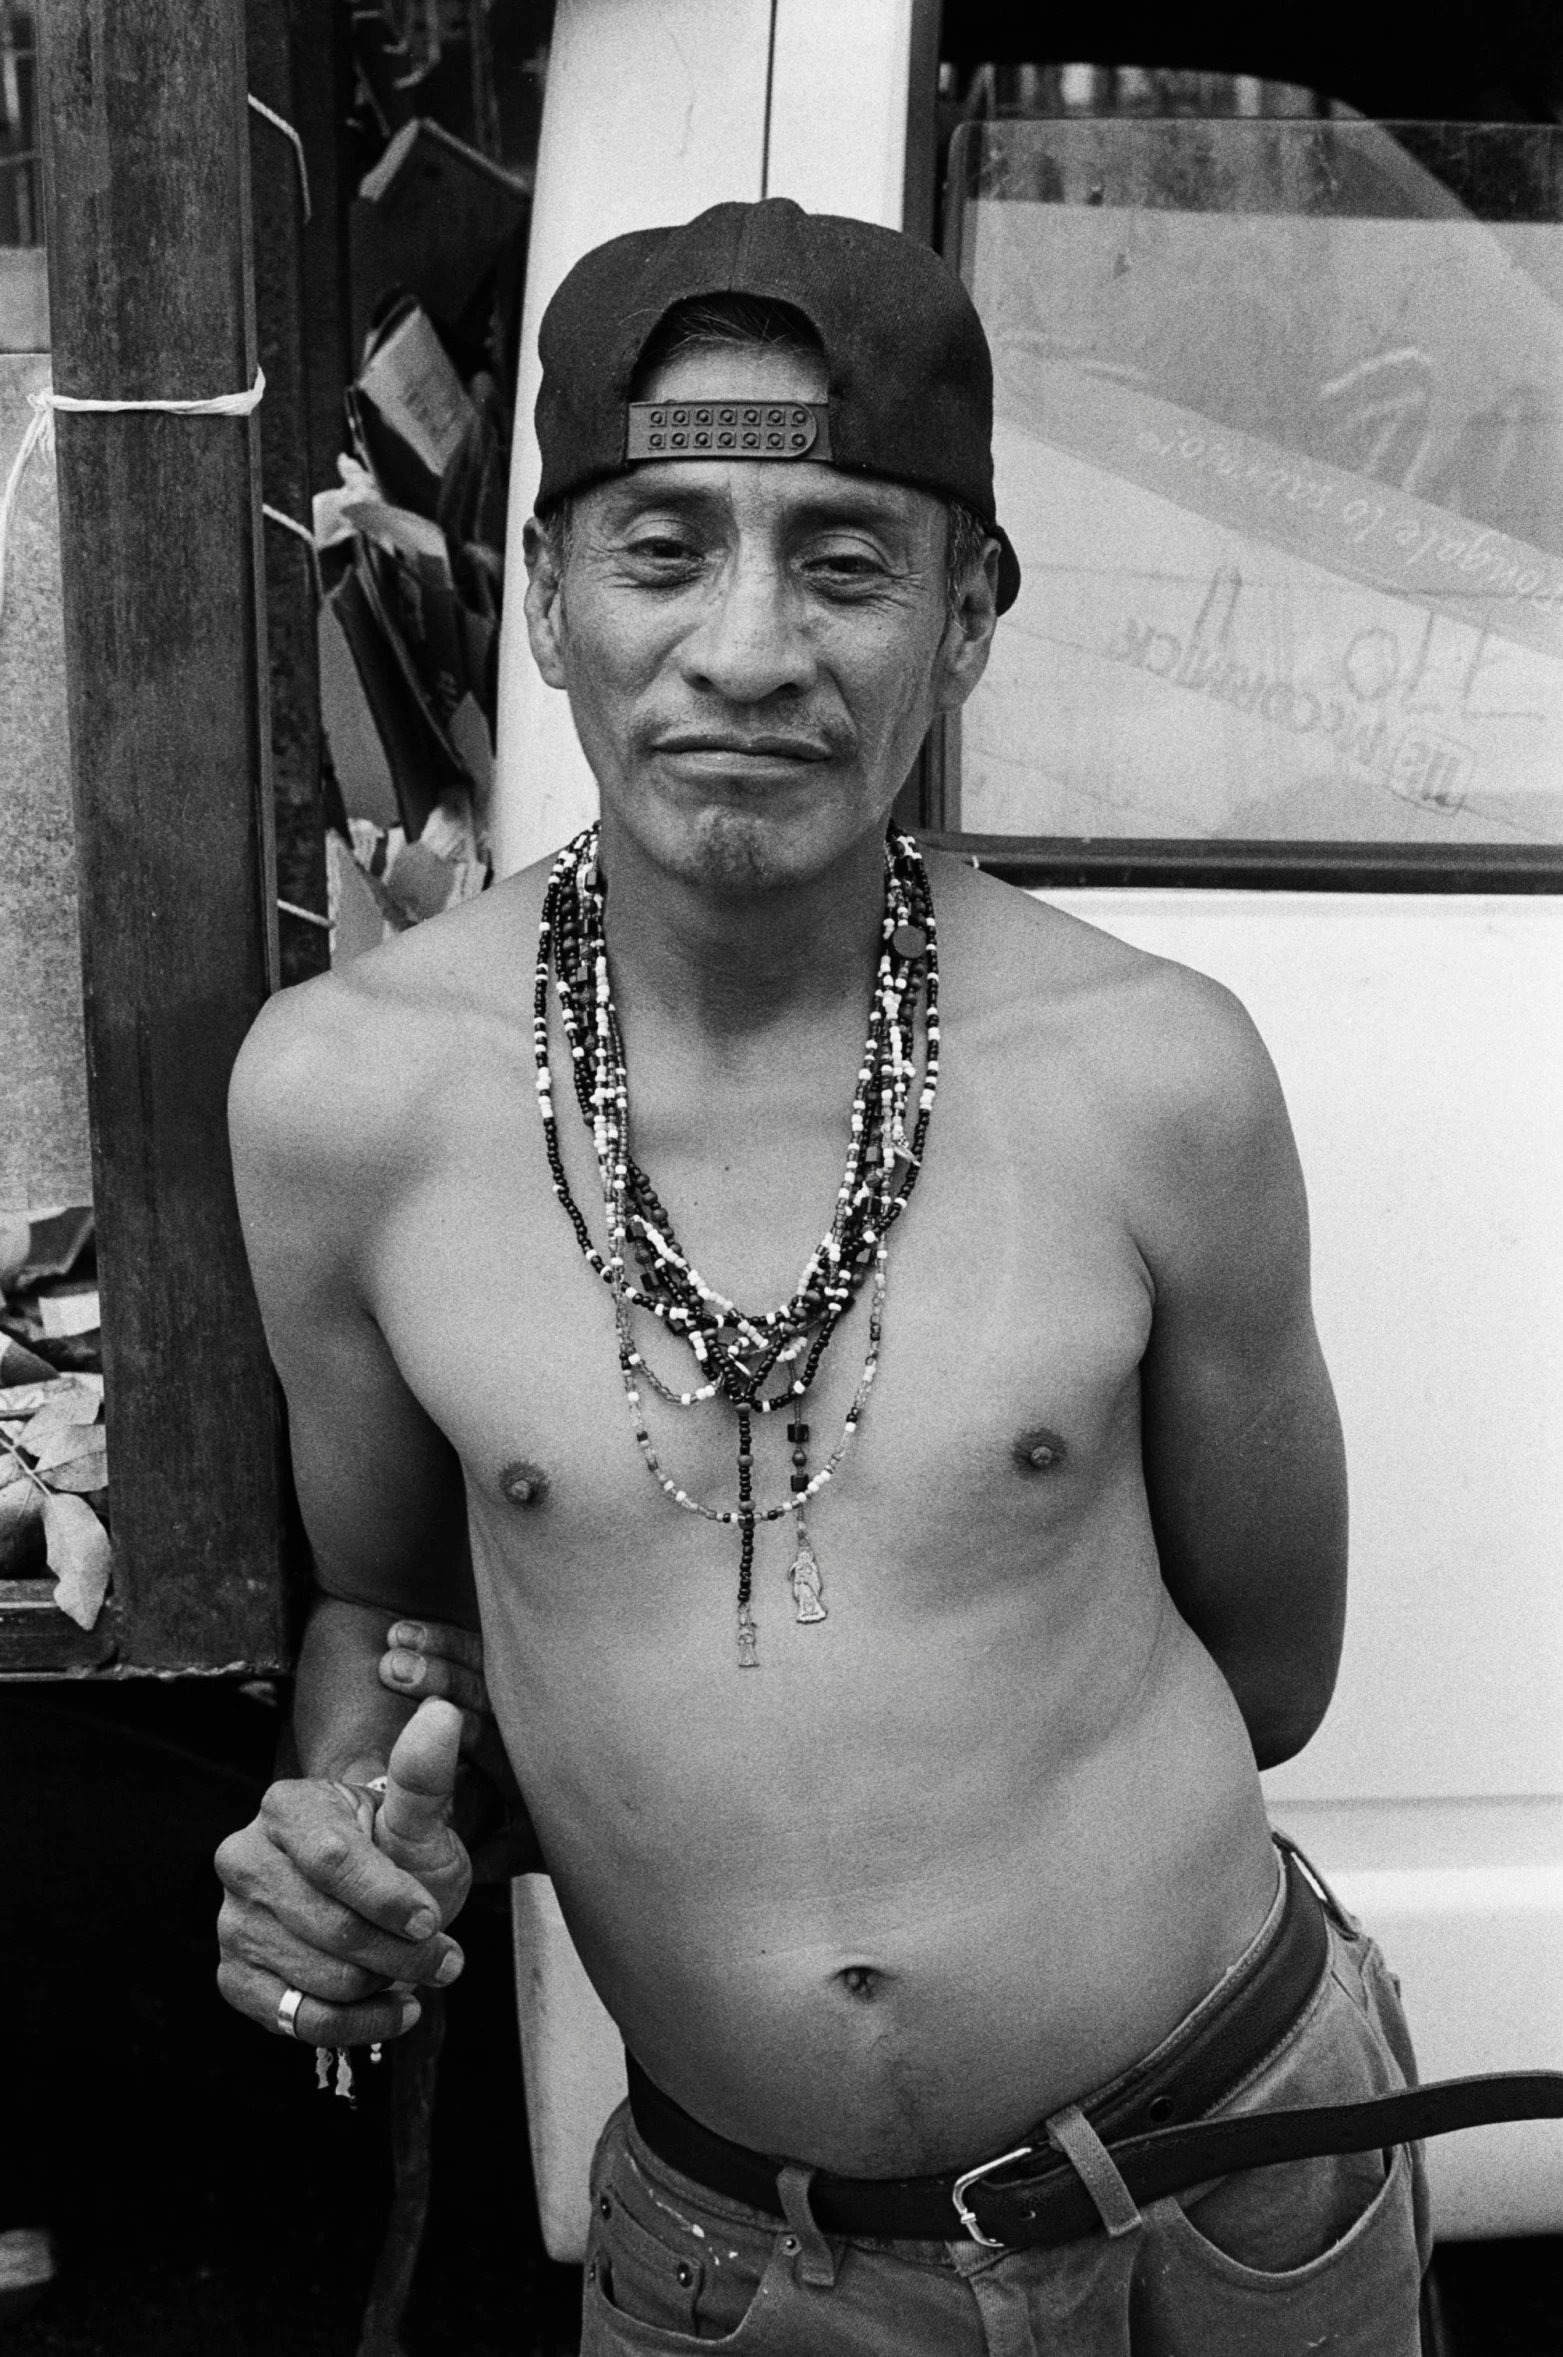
left=229, top=867, right=547, bottom=1188
left=936, top=855, right=1257, bottom=1038
left=932, top=856, right=1283, bottom=1149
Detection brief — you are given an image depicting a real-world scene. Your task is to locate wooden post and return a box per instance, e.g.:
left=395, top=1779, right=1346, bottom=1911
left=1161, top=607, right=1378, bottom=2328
left=37, top=0, right=294, bottom=1668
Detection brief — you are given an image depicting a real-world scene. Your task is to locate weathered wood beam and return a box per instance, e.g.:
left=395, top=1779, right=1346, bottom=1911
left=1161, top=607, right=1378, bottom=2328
left=37, top=0, right=294, bottom=1668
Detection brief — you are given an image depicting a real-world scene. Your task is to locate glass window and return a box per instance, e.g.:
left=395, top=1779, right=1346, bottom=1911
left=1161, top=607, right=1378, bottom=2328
left=945, top=119, right=1563, bottom=880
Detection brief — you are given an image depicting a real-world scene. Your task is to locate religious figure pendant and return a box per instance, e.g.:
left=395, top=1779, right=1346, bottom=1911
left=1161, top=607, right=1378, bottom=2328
left=317, top=2047, right=356, bottom=2101
left=789, top=1521, right=827, bottom=1624
left=737, top=1603, right=759, bottom=1669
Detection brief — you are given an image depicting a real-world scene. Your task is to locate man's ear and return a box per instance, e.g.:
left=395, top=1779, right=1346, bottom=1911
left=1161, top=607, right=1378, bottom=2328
left=522, top=515, right=569, bottom=691
left=934, top=538, right=1001, bottom=714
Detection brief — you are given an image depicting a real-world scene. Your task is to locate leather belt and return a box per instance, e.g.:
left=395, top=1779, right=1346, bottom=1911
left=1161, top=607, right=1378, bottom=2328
left=625, top=1853, right=1563, bottom=2249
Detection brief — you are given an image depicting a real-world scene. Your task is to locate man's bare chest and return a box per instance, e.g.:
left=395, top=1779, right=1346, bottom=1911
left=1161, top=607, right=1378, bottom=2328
left=368, top=1041, right=1156, bottom=1618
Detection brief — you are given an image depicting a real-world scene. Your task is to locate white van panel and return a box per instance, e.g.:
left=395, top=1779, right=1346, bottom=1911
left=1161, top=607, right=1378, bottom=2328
left=513, top=1873, right=627, bottom=2264
left=765, top=0, right=911, bottom=226
left=1061, top=886, right=1563, bottom=2235
left=1325, top=1858, right=1563, bottom=2237
left=1274, top=1798, right=1563, bottom=2236
left=493, top=0, right=773, bottom=874
left=1040, top=890, right=1563, bottom=1803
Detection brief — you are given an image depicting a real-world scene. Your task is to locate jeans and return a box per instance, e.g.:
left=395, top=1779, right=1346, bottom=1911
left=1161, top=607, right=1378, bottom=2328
left=579, top=1862, right=1431, bottom=2355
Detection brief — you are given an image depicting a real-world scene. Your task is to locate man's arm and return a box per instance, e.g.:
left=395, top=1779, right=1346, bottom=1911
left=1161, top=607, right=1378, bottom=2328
left=229, top=979, right=480, bottom=1649
left=1130, top=972, right=1348, bottom=1770
left=216, top=981, right=477, bottom=2042
left=298, top=1596, right=428, bottom=1784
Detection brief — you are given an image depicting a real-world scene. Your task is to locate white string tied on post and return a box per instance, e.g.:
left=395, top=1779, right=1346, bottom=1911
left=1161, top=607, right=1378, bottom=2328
left=246, top=94, right=312, bottom=225
left=38, top=369, right=266, bottom=420
left=1, top=366, right=321, bottom=939
left=1, top=372, right=266, bottom=632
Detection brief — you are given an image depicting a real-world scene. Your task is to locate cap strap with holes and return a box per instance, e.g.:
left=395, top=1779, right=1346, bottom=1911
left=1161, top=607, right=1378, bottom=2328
left=625, top=400, right=830, bottom=461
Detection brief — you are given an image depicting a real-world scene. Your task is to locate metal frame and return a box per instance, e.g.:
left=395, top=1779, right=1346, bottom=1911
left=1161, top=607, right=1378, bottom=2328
left=917, top=838, right=1563, bottom=893
left=900, top=20, right=1563, bottom=894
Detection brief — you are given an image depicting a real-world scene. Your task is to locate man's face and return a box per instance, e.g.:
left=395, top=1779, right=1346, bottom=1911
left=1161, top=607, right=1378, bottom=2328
left=523, top=342, right=998, bottom=895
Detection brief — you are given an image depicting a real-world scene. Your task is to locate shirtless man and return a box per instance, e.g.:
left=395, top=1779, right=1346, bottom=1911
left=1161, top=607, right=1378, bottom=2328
left=214, top=201, right=1430, bottom=2351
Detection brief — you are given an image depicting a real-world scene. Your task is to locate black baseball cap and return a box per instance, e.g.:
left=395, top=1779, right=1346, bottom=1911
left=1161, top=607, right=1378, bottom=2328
left=534, top=197, right=1021, bottom=613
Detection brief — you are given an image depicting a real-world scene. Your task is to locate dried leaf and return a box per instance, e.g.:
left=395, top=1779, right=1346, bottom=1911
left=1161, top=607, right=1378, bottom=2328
left=1, top=1375, right=97, bottom=1423
left=46, top=1447, right=108, bottom=1494
left=29, top=1419, right=104, bottom=1473
left=44, top=1491, right=112, bottom=1629
left=18, top=1396, right=101, bottom=1454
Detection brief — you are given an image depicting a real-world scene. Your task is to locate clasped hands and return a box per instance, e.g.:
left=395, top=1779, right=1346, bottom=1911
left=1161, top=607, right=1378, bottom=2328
left=215, top=1622, right=506, bottom=2049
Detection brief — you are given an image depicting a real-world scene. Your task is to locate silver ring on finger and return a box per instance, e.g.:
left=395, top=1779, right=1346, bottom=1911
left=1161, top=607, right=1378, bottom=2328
left=277, top=1985, right=307, bottom=2040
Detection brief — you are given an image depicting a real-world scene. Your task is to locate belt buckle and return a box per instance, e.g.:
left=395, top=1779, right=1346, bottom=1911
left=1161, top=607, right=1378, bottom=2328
left=951, top=2143, right=1035, bottom=2247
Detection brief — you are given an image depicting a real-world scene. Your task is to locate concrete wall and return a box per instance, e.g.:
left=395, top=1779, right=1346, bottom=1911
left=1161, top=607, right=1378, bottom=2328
left=0, top=348, right=92, bottom=1217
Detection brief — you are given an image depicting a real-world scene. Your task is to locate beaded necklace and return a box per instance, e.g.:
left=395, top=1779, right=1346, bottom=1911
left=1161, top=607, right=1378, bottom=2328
left=534, top=823, right=939, bottom=1666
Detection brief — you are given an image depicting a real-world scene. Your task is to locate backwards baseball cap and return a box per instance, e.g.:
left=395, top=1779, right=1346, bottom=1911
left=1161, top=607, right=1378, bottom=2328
left=534, top=197, right=1021, bottom=613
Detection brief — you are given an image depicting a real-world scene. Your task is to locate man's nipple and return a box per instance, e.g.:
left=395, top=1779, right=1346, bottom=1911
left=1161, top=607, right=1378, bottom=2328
left=500, top=1459, right=550, bottom=1509
left=1013, top=1426, right=1068, bottom=1475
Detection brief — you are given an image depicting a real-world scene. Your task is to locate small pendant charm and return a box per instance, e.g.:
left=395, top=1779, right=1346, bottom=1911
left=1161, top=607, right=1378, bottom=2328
left=737, top=1604, right=759, bottom=1668
left=789, top=1527, right=827, bottom=1624
left=334, top=2048, right=355, bottom=2102
left=315, top=2047, right=332, bottom=2092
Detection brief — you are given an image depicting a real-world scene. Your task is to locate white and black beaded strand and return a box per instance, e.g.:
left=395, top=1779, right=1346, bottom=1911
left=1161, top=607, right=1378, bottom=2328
left=537, top=826, right=933, bottom=1650
left=535, top=826, right=938, bottom=1663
